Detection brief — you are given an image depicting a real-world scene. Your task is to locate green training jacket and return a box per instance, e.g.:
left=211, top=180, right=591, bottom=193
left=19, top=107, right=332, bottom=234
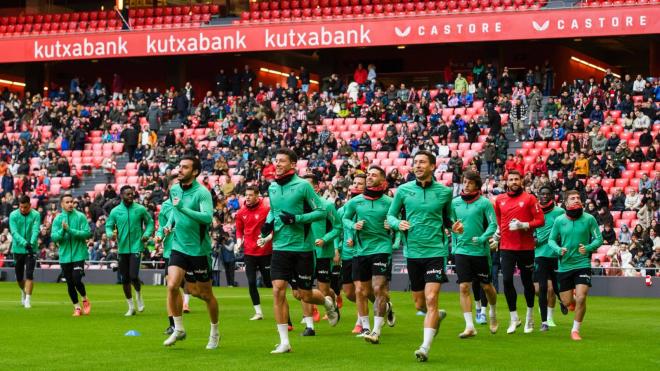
left=450, top=195, right=497, bottom=257
left=105, top=202, right=154, bottom=254
left=9, top=209, right=41, bottom=254
left=51, top=209, right=91, bottom=264
left=548, top=212, right=603, bottom=272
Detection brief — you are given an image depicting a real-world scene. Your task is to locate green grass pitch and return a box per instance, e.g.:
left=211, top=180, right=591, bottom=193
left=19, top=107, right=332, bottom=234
left=1, top=282, right=658, bottom=370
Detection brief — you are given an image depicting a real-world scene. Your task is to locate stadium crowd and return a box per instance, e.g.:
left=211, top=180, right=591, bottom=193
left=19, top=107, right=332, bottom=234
left=0, top=60, right=659, bottom=279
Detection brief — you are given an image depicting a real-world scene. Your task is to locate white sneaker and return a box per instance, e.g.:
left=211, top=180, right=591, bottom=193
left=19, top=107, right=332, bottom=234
left=270, top=343, right=292, bottom=354
left=250, top=313, right=264, bottom=321
left=300, top=317, right=306, bottom=324
left=364, top=331, right=380, bottom=344
left=206, top=335, right=220, bottom=349
left=163, top=330, right=186, bottom=346
left=524, top=319, right=534, bottom=333
left=125, top=308, right=136, bottom=317
left=414, top=346, right=429, bottom=362
left=24, top=300, right=31, bottom=309
left=507, top=320, right=522, bottom=334
left=136, top=295, right=145, bottom=312
left=324, top=296, right=339, bottom=327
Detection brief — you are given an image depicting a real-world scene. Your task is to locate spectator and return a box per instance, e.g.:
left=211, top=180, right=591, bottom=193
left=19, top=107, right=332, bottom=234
left=624, top=189, right=642, bottom=211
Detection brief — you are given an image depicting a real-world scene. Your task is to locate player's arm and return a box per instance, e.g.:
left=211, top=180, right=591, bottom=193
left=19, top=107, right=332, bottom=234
left=68, top=213, right=91, bottom=239
left=547, top=220, right=563, bottom=255
left=155, top=210, right=167, bottom=239
left=176, top=190, right=213, bottom=225
left=527, top=196, right=545, bottom=229
left=392, top=229, right=401, bottom=250
left=293, top=185, right=325, bottom=224
left=584, top=217, right=603, bottom=252
left=30, top=212, right=41, bottom=246
left=142, top=208, right=155, bottom=239
left=342, top=199, right=358, bottom=230
left=321, top=204, right=341, bottom=243
left=386, top=191, right=404, bottom=230
left=105, top=210, right=116, bottom=237
left=51, top=215, right=64, bottom=242
left=441, top=191, right=454, bottom=230
left=477, top=202, right=498, bottom=243
left=9, top=213, right=28, bottom=247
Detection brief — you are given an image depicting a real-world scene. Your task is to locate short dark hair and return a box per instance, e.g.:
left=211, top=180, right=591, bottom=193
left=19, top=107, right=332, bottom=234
left=276, top=148, right=298, bottom=163
left=61, top=193, right=74, bottom=201
left=507, top=170, right=522, bottom=179
left=368, top=165, right=386, bottom=178
left=18, top=195, right=31, bottom=205
left=245, top=185, right=259, bottom=194
left=181, top=155, right=201, bottom=174
left=539, top=185, right=553, bottom=194
left=462, top=171, right=482, bottom=189
left=414, top=150, right=436, bottom=166
left=120, top=185, right=134, bottom=194
left=302, top=174, right=319, bottom=185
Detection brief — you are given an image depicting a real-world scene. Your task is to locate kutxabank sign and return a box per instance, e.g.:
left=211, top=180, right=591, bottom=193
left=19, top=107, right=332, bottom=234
left=0, top=5, right=657, bottom=63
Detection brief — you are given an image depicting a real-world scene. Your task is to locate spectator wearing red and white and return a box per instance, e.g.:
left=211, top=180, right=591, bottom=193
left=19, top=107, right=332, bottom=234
left=353, top=63, right=368, bottom=86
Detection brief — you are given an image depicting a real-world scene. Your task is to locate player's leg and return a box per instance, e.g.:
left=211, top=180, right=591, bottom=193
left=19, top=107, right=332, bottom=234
left=297, top=252, right=339, bottom=326
left=548, top=258, right=568, bottom=318
left=164, top=252, right=189, bottom=346
left=316, top=258, right=336, bottom=300
left=194, top=274, right=220, bottom=349
left=270, top=251, right=293, bottom=353
left=61, top=263, right=81, bottom=315
left=519, top=251, right=536, bottom=333
left=571, top=283, right=589, bottom=340
left=536, top=258, right=550, bottom=330
left=500, top=251, right=521, bottom=333
left=14, top=254, right=26, bottom=304
left=355, top=256, right=372, bottom=335
left=72, top=262, right=90, bottom=314
left=130, top=253, right=144, bottom=312
left=456, top=255, right=477, bottom=337
left=364, top=254, right=390, bottom=343
left=330, top=263, right=342, bottom=307
left=415, top=257, right=448, bottom=362
left=163, top=258, right=176, bottom=334
left=245, top=255, right=262, bottom=320
left=23, top=254, right=36, bottom=308
left=119, top=254, right=135, bottom=315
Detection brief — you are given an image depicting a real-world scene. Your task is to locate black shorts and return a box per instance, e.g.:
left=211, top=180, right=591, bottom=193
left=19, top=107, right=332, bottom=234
left=558, top=268, right=592, bottom=292
left=168, top=250, right=212, bottom=283
left=118, top=253, right=141, bottom=282
left=533, top=257, right=558, bottom=283
left=163, top=257, right=170, bottom=276
left=353, top=253, right=392, bottom=282
left=61, top=260, right=85, bottom=278
left=407, top=257, right=449, bottom=292
left=315, top=257, right=332, bottom=283
left=341, top=259, right=354, bottom=284
left=270, top=250, right=315, bottom=291
left=244, top=254, right=272, bottom=273
left=455, top=254, right=492, bottom=284
left=14, top=253, right=37, bottom=281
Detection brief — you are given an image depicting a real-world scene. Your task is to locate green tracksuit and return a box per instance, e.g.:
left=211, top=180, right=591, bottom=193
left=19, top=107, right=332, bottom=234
left=311, top=198, right=341, bottom=259
left=265, top=175, right=325, bottom=252
left=156, top=199, right=174, bottom=259
left=343, top=194, right=396, bottom=256
left=548, top=213, right=603, bottom=272
left=51, top=210, right=91, bottom=264
left=535, top=206, right=565, bottom=258
left=165, top=180, right=213, bottom=257
left=105, top=202, right=154, bottom=254
left=335, top=206, right=356, bottom=261
left=9, top=209, right=41, bottom=254
left=450, top=196, right=497, bottom=257
left=387, top=180, right=453, bottom=258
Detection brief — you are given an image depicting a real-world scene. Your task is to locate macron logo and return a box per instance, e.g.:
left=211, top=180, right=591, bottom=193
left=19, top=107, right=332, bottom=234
left=394, top=26, right=411, bottom=37
left=532, top=20, right=550, bottom=32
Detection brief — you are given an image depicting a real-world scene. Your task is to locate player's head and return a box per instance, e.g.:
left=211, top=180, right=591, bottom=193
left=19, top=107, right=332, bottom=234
left=18, top=195, right=31, bottom=215
left=275, top=148, right=297, bottom=176
left=462, top=171, right=482, bottom=194
left=413, top=150, right=436, bottom=182
left=366, top=166, right=386, bottom=188
left=539, top=185, right=553, bottom=205
left=352, top=173, right=366, bottom=194
left=244, top=186, right=259, bottom=207
left=506, top=170, right=523, bottom=194
left=565, top=190, right=582, bottom=209
left=61, top=193, right=75, bottom=212
left=303, top=174, right=320, bottom=192
left=178, top=155, right=201, bottom=184
left=120, top=185, right=135, bottom=206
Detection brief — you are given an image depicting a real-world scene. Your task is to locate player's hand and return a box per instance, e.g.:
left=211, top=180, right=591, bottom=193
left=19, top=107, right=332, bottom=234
left=355, top=220, right=365, bottom=230
left=578, top=244, right=587, bottom=255
left=452, top=220, right=464, bottom=234
left=62, top=221, right=69, bottom=230
left=163, top=227, right=171, bottom=236
left=399, top=220, right=411, bottom=231
left=257, top=233, right=272, bottom=247
left=560, top=247, right=568, bottom=256
left=279, top=211, right=296, bottom=225
left=347, top=239, right=354, bottom=247
left=384, top=220, right=390, bottom=230
left=111, top=231, right=118, bottom=241
left=333, top=250, right=341, bottom=265
left=141, top=236, right=149, bottom=243
left=489, top=237, right=499, bottom=251
left=236, top=238, right=243, bottom=250
left=172, top=197, right=181, bottom=207
left=315, top=239, right=325, bottom=247
left=154, top=236, right=162, bottom=244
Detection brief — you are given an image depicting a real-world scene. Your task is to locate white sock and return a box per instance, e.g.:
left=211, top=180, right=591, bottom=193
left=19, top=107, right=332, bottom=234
left=25, top=294, right=31, bottom=303
left=277, top=324, right=290, bottom=346
left=464, top=312, right=475, bottom=330
left=510, top=311, right=519, bottom=322
left=173, top=316, right=184, bottom=332
left=136, top=291, right=141, bottom=299
left=304, top=316, right=314, bottom=330
left=526, top=307, right=534, bottom=322
left=254, top=304, right=262, bottom=315
left=210, top=322, right=219, bottom=337
left=126, top=298, right=134, bottom=310
left=74, top=303, right=81, bottom=309
left=373, top=316, right=385, bottom=335
left=572, top=320, right=581, bottom=332
left=183, top=294, right=190, bottom=306
left=547, top=306, right=554, bottom=322
left=359, top=316, right=371, bottom=330
left=489, top=305, right=496, bottom=318
left=421, top=328, right=436, bottom=349
left=355, top=315, right=361, bottom=326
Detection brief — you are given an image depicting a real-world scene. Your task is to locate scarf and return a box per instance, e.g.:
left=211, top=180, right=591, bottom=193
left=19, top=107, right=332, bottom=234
left=460, top=190, right=480, bottom=204
left=507, top=187, right=523, bottom=197
left=363, top=183, right=387, bottom=200
left=566, top=201, right=584, bottom=220
left=349, top=188, right=363, bottom=196
left=275, top=169, right=296, bottom=186
left=540, top=200, right=555, bottom=213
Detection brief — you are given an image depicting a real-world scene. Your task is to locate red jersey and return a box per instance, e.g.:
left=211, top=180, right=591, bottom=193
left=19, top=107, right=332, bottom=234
left=235, top=198, right=272, bottom=256
left=493, top=192, right=544, bottom=251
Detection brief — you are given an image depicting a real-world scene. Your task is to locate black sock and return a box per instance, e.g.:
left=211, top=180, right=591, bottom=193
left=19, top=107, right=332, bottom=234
left=168, top=316, right=174, bottom=327
left=287, top=317, right=292, bottom=327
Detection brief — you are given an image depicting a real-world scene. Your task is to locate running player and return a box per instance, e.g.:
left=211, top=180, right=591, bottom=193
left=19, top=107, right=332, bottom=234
left=387, top=150, right=453, bottom=362
left=106, top=186, right=154, bottom=316
left=9, top=195, right=41, bottom=309
left=534, top=185, right=568, bottom=331
left=156, top=195, right=177, bottom=335
left=298, top=174, right=341, bottom=336
left=235, top=185, right=273, bottom=321
left=336, top=173, right=371, bottom=334
left=259, top=148, right=339, bottom=354
left=450, top=171, right=499, bottom=338
left=342, top=166, right=397, bottom=344
left=491, top=170, right=544, bottom=334
left=548, top=190, right=603, bottom=340
left=51, top=193, right=92, bottom=316
left=162, top=156, right=220, bottom=350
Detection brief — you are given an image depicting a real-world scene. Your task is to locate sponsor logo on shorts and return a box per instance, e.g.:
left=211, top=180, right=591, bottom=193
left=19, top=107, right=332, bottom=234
left=317, top=270, right=329, bottom=275
left=265, top=265, right=271, bottom=270
left=194, top=269, right=208, bottom=274
left=373, top=262, right=388, bottom=268
left=426, top=269, right=444, bottom=275
left=477, top=273, right=489, bottom=278
left=298, top=274, right=312, bottom=280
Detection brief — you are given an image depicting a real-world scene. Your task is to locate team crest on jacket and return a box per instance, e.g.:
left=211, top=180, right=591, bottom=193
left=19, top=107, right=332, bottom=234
left=519, top=202, right=524, bottom=208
